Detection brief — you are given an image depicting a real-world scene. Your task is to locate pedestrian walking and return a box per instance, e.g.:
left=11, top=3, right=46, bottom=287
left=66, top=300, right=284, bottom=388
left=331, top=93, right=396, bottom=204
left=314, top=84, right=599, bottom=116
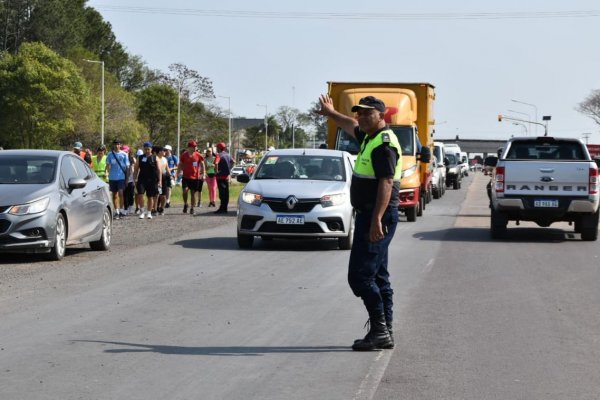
left=134, top=142, right=162, bottom=219
left=164, top=144, right=178, bottom=208
left=317, top=94, right=402, bottom=351
left=156, top=146, right=171, bottom=215
left=105, top=139, right=130, bottom=219
left=214, top=142, right=233, bottom=214
left=92, top=145, right=108, bottom=181
left=122, top=145, right=137, bottom=214
left=204, top=148, right=218, bottom=207
left=73, top=141, right=93, bottom=166
left=176, top=140, right=205, bottom=215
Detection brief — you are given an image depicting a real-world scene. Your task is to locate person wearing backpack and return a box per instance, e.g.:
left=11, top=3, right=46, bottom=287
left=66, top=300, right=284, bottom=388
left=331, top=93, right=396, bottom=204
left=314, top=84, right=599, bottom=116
left=214, top=142, right=234, bottom=214
left=105, top=139, right=130, bottom=219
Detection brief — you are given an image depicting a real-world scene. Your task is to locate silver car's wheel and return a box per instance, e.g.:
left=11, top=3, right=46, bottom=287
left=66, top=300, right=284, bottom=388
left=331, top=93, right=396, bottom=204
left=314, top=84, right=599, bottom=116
left=47, top=214, right=66, bottom=261
left=237, top=232, right=254, bottom=249
left=90, top=208, right=112, bottom=251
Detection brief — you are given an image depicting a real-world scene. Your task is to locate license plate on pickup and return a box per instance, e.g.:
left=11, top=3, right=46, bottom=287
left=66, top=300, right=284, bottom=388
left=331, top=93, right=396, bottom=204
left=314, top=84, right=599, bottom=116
left=534, top=199, right=559, bottom=208
left=276, top=215, right=305, bottom=224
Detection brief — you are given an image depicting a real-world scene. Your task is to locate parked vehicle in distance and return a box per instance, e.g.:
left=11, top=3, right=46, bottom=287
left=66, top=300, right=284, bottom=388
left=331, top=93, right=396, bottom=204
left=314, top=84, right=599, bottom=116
left=230, top=165, right=246, bottom=178
left=486, top=136, right=599, bottom=240
left=431, top=156, right=445, bottom=199
left=433, top=142, right=447, bottom=189
left=459, top=151, right=469, bottom=176
left=0, top=150, right=113, bottom=260
left=236, top=149, right=355, bottom=250
left=445, top=153, right=462, bottom=190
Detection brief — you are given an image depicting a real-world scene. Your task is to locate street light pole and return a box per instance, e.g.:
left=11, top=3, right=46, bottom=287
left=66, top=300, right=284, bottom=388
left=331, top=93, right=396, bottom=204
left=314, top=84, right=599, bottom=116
left=257, top=104, right=268, bottom=151
left=512, top=122, right=528, bottom=135
left=507, top=109, right=531, bottom=134
left=219, top=96, right=232, bottom=155
left=83, top=59, right=105, bottom=145
left=511, top=99, right=538, bottom=135
left=177, top=80, right=182, bottom=157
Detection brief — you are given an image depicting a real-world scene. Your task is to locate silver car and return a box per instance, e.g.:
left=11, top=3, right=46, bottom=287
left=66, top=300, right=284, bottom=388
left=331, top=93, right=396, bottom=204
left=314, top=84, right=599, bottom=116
left=0, top=150, right=113, bottom=260
left=236, top=149, right=355, bottom=249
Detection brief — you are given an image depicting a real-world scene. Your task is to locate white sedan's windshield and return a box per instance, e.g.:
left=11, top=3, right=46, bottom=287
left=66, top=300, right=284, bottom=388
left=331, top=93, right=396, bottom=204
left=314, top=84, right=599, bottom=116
left=255, top=155, right=345, bottom=181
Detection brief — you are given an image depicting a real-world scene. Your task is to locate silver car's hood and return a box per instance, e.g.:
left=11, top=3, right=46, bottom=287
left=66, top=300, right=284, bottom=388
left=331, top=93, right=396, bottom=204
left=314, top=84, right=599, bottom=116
left=0, top=184, right=54, bottom=206
left=245, top=179, right=348, bottom=198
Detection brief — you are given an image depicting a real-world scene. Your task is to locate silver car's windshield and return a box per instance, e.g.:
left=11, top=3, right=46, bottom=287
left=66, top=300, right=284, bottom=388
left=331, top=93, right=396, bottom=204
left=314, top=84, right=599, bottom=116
left=0, top=156, right=58, bottom=184
left=255, top=155, right=346, bottom=181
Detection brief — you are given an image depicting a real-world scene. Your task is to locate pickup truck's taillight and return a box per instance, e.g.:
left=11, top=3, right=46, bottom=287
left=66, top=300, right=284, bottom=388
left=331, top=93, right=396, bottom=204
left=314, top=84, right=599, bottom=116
left=590, top=167, right=598, bottom=195
left=495, top=166, right=505, bottom=193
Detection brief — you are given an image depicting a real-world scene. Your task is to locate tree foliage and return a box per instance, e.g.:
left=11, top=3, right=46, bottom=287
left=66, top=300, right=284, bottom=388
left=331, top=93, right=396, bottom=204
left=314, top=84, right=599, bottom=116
left=577, top=89, right=600, bottom=126
left=136, top=84, right=178, bottom=145
left=0, top=42, right=89, bottom=149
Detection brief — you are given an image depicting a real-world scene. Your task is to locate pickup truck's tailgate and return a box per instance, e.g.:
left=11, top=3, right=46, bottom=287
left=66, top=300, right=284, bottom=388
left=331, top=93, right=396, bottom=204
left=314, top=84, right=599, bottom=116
left=504, top=161, right=590, bottom=196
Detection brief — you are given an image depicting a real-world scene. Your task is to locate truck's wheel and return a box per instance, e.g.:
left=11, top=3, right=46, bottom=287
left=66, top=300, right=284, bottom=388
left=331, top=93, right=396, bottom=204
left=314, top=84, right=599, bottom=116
left=433, top=186, right=440, bottom=199
left=405, top=206, right=417, bottom=222
left=580, top=211, right=599, bottom=241
left=490, top=209, right=508, bottom=239
left=453, top=179, right=459, bottom=190
left=417, top=195, right=424, bottom=215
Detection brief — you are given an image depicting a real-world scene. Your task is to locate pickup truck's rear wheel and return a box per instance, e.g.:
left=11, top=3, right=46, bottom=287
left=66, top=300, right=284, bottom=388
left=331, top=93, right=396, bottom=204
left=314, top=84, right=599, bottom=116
left=580, top=211, right=599, bottom=241
left=490, top=209, right=508, bottom=239
left=453, top=179, right=459, bottom=190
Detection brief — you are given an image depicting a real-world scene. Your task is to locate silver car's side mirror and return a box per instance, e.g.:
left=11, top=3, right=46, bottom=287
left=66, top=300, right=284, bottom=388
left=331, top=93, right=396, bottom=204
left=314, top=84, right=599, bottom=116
left=68, top=178, right=87, bottom=189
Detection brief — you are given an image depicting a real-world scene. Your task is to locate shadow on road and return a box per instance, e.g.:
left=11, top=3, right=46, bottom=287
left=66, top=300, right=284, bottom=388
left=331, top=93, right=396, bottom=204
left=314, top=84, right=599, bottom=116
left=413, top=227, right=578, bottom=243
left=72, top=340, right=351, bottom=356
left=173, top=237, right=342, bottom=251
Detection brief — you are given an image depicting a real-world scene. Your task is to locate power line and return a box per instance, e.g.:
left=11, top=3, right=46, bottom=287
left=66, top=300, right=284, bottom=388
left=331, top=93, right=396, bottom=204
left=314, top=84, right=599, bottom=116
left=94, top=6, right=600, bottom=21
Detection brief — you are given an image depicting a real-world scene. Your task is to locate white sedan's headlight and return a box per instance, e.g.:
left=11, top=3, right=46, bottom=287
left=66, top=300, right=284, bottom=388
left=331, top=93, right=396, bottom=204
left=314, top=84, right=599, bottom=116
left=9, top=197, right=50, bottom=215
left=321, top=193, right=346, bottom=208
left=241, top=192, right=263, bottom=206
left=402, top=165, right=417, bottom=178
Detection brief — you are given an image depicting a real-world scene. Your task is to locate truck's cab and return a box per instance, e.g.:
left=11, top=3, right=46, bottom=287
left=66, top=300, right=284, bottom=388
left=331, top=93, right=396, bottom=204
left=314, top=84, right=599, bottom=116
left=327, top=82, right=435, bottom=222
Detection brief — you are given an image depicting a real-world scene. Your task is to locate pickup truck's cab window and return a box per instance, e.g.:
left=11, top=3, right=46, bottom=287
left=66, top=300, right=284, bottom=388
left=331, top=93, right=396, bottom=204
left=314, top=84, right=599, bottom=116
left=506, top=141, right=585, bottom=160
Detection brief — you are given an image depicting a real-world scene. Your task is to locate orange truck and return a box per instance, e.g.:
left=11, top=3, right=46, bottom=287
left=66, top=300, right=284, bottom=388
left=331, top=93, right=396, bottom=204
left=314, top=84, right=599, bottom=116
left=326, top=82, right=435, bottom=221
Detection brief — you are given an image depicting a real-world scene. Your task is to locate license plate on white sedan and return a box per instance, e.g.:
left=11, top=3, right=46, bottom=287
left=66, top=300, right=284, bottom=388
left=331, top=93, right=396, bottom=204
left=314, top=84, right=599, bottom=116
left=276, top=215, right=305, bottom=224
left=534, top=199, right=559, bottom=208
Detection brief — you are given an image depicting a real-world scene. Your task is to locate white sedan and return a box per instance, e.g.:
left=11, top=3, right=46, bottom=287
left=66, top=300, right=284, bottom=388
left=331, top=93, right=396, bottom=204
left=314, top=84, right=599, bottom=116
left=235, top=149, right=355, bottom=249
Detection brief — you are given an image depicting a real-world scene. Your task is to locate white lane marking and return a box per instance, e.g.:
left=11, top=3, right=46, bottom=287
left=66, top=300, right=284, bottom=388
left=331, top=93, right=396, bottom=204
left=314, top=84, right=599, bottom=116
left=421, top=258, right=435, bottom=274
left=352, top=349, right=394, bottom=400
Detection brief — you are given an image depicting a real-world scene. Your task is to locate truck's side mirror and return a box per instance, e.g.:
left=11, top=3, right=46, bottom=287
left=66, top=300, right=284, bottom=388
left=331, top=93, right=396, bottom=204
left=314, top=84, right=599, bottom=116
left=418, top=146, right=431, bottom=163
left=484, top=156, right=498, bottom=167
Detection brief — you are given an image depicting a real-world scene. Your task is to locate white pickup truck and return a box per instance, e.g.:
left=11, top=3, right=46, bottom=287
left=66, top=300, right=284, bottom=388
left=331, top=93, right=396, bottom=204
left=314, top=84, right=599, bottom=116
left=485, top=136, right=599, bottom=240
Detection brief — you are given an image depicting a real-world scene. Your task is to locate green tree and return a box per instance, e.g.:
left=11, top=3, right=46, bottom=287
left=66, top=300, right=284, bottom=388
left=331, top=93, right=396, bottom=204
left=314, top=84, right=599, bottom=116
left=136, top=84, right=178, bottom=145
left=0, top=42, right=89, bottom=149
left=243, top=116, right=281, bottom=150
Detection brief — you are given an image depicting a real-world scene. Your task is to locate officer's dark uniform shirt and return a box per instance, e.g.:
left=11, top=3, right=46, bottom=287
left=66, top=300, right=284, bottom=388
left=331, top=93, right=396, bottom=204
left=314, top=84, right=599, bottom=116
left=350, top=126, right=400, bottom=211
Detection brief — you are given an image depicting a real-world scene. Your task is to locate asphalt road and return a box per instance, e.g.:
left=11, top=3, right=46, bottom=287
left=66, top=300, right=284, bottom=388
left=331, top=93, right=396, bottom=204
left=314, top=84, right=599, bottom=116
left=1, top=172, right=599, bottom=400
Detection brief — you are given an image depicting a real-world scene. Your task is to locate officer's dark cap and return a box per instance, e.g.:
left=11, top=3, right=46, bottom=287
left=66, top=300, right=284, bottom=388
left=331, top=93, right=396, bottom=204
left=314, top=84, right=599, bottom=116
left=351, top=96, right=386, bottom=113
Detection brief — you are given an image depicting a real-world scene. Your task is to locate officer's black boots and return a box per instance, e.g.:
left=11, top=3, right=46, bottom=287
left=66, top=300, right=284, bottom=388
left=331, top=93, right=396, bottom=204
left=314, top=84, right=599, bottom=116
left=352, top=313, right=394, bottom=351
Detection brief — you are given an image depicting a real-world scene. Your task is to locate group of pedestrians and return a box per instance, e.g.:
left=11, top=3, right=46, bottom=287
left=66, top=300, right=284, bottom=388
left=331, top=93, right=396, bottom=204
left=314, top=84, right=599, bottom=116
left=79, top=138, right=234, bottom=220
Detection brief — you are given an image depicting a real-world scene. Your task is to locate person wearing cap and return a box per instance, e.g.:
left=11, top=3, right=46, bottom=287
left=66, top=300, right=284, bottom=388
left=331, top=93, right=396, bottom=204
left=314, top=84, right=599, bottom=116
left=176, top=140, right=205, bottom=215
left=317, top=94, right=402, bottom=351
left=106, top=139, right=130, bottom=219
left=73, top=141, right=93, bottom=166
left=92, top=145, right=108, bottom=181
left=134, top=141, right=162, bottom=219
left=214, top=142, right=234, bottom=214
left=163, top=144, right=178, bottom=208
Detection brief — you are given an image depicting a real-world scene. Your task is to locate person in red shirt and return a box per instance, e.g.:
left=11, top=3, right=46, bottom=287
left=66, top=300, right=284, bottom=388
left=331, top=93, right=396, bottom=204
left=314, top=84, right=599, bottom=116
left=176, top=140, right=205, bottom=215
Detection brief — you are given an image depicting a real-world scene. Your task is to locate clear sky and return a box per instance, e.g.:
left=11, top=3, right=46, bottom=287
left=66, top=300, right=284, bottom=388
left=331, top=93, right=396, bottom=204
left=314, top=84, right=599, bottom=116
left=88, top=0, right=600, bottom=141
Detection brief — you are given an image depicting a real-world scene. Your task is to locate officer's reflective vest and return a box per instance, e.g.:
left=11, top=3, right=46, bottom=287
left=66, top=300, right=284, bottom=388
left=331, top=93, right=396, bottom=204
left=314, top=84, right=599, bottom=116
left=354, top=129, right=402, bottom=180
left=92, top=155, right=107, bottom=179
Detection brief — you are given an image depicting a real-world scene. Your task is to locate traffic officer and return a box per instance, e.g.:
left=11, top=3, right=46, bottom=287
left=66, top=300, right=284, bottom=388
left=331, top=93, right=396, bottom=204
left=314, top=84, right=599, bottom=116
left=317, top=94, right=402, bottom=351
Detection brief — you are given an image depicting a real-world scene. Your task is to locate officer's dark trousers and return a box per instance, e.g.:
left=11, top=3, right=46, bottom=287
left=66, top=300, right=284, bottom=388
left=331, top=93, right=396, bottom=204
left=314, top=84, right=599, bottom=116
left=348, top=207, right=398, bottom=322
left=217, top=178, right=229, bottom=211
